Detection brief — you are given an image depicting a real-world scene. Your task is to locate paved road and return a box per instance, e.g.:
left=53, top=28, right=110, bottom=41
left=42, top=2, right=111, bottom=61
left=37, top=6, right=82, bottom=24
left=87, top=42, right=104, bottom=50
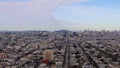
left=77, top=42, right=100, bottom=68
left=63, top=43, right=70, bottom=68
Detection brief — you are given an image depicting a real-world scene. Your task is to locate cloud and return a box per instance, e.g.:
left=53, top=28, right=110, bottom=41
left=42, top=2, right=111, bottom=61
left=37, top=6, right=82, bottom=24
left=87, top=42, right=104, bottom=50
left=0, top=0, right=87, bottom=30
left=53, top=5, right=120, bottom=30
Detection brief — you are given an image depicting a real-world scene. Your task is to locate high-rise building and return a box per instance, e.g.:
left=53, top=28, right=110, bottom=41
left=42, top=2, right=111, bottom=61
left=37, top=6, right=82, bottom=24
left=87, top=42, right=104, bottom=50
left=43, top=50, right=53, bottom=61
left=0, top=53, right=7, bottom=59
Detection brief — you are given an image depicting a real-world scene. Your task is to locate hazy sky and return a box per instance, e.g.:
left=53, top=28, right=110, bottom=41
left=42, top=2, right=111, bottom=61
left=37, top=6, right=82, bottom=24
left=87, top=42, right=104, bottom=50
left=0, top=0, right=120, bottom=31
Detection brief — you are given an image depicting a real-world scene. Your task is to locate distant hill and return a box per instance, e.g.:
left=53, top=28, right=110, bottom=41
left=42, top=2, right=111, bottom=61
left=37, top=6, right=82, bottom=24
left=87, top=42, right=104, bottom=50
left=54, top=30, right=71, bottom=33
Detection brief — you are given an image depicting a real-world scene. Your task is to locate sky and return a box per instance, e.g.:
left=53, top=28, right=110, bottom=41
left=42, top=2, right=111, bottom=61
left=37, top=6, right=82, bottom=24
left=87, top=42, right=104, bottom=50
left=0, top=0, right=120, bottom=31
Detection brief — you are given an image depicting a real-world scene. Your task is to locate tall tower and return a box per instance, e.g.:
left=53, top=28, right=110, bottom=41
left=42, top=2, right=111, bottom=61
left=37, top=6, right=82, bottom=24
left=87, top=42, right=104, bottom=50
left=43, top=50, right=54, bottom=61
left=0, top=53, right=7, bottom=59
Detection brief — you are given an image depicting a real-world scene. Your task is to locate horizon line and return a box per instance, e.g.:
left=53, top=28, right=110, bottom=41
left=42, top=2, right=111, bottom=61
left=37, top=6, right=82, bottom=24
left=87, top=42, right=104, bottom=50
left=0, top=29, right=120, bottom=32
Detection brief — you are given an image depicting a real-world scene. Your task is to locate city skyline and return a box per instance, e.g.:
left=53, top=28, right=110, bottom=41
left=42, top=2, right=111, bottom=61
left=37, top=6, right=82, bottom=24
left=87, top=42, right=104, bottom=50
left=0, top=0, right=120, bottom=31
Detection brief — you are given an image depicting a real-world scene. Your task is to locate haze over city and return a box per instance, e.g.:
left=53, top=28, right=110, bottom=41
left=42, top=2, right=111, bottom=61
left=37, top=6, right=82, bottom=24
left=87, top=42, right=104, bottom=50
left=0, top=0, right=120, bottom=31
left=0, top=0, right=120, bottom=68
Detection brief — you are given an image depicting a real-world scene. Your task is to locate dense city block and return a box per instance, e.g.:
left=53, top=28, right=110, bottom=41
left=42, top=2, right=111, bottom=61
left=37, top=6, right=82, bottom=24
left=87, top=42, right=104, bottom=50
left=0, top=30, right=120, bottom=68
